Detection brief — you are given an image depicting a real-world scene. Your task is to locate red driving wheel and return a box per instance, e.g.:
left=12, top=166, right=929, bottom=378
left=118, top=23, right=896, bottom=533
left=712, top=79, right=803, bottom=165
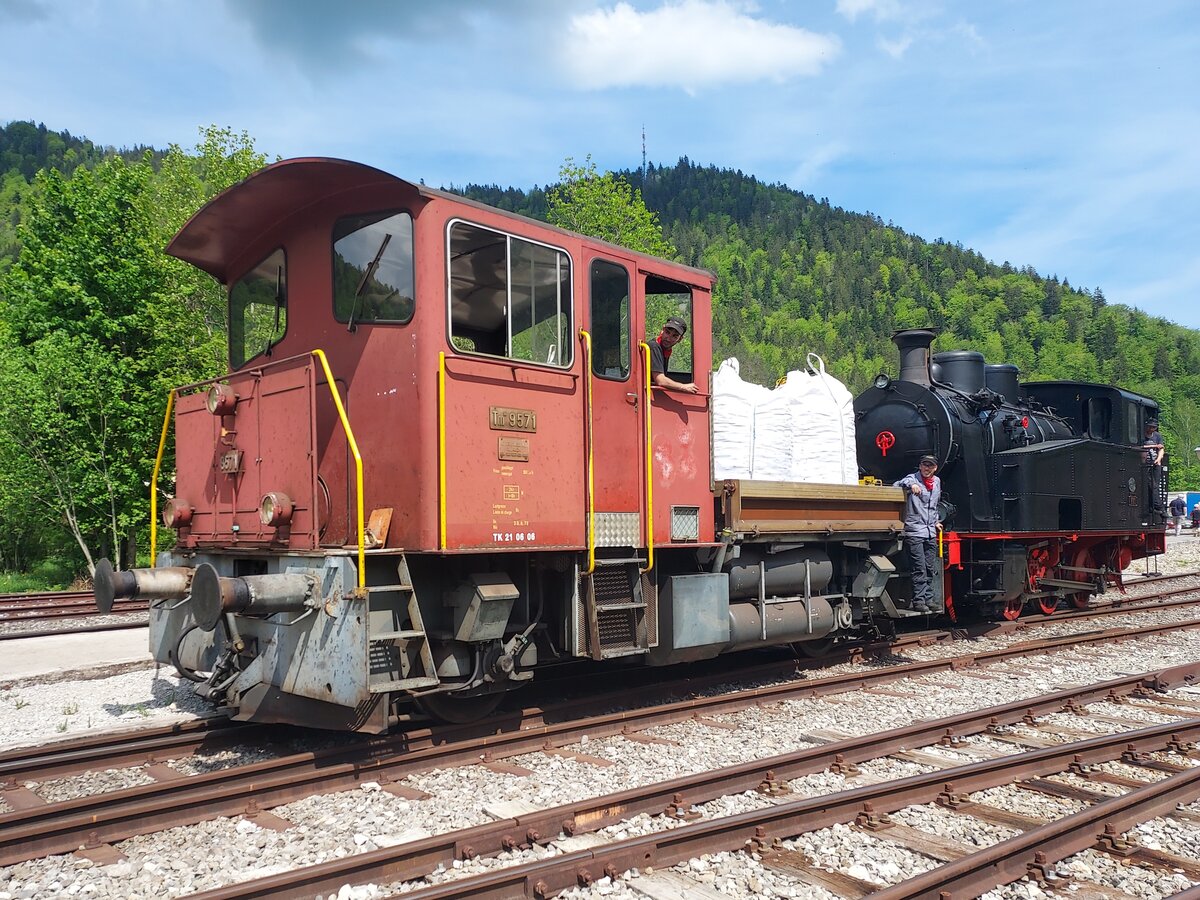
left=1068, top=546, right=1096, bottom=609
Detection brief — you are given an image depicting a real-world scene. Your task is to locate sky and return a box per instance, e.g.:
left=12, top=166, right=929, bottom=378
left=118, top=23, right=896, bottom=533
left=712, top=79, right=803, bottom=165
left=2, top=0, right=1199, bottom=328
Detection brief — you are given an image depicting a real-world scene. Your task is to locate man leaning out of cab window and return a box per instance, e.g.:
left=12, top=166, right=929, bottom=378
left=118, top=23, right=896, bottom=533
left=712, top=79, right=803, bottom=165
left=649, top=316, right=699, bottom=394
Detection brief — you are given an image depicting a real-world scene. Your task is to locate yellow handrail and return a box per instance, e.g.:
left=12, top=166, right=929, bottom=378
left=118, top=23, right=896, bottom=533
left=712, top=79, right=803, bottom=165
left=311, top=350, right=366, bottom=589
left=149, top=389, right=177, bottom=569
left=579, top=331, right=596, bottom=574
left=438, top=351, right=447, bottom=550
left=639, top=341, right=654, bottom=573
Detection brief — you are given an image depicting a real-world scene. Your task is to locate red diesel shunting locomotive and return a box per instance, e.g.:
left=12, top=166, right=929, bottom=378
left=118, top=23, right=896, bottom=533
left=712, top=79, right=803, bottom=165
left=93, top=158, right=1164, bottom=730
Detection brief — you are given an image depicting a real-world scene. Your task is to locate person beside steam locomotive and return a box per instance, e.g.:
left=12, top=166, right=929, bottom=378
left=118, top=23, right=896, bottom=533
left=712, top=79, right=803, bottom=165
left=1170, top=495, right=1187, bottom=536
left=1143, top=420, right=1167, bottom=515
left=894, top=454, right=943, bottom=614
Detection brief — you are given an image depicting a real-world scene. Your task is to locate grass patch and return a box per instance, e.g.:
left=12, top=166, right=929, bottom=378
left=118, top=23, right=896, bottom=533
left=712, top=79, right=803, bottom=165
left=0, top=569, right=73, bottom=593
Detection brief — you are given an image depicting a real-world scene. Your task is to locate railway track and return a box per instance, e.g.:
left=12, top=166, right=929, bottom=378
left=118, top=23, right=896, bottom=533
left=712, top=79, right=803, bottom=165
left=3, top=575, right=1200, bottom=897
left=3, top=606, right=1200, bottom=871
left=165, top=667, right=1200, bottom=899
left=3, top=582, right=1200, bottom=788
left=0, top=588, right=147, bottom=639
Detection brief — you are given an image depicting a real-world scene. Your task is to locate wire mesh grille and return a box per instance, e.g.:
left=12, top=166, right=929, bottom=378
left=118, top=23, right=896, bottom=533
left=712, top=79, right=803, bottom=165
left=671, top=506, right=701, bottom=541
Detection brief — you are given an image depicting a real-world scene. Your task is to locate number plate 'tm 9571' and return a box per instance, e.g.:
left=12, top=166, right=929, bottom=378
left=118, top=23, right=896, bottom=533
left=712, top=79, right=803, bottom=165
left=489, top=406, right=537, bottom=433
left=219, top=450, right=243, bottom=473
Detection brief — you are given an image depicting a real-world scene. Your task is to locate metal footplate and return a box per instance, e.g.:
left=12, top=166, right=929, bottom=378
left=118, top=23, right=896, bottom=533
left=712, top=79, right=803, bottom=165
left=368, top=557, right=439, bottom=693
left=581, top=557, right=658, bottom=661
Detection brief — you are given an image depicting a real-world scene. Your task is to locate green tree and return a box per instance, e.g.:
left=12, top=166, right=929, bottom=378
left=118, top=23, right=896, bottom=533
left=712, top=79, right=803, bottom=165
left=0, top=332, right=137, bottom=572
left=546, top=156, right=674, bottom=258
left=0, top=158, right=169, bottom=572
left=0, top=126, right=268, bottom=576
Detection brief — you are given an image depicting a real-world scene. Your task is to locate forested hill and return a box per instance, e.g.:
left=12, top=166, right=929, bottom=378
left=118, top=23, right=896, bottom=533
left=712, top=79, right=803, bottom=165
left=466, top=159, right=1199, bottom=408
left=0, top=121, right=165, bottom=271
left=0, top=120, right=163, bottom=178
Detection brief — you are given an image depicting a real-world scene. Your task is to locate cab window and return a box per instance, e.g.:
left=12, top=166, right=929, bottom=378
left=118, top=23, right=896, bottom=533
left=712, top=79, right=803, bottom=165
left=448, top=221, right=572, bottom=366
left=644, top=275, right=692, bottom=377
left=1128, top=402, right=1142, bottom=445
left=230, top=248, right=286, bottom=368
left=590, top=260, right=630, bottom=379
left=333, top=211, right=414, bottom=326
left=1085, top=397, right=1112, bottom=441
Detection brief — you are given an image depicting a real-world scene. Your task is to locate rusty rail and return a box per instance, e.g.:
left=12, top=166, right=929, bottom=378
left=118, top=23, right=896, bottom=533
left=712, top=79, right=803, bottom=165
left=187, top=670, right=1200, bottom=899
left=4, top=654, right=1196, bottom=871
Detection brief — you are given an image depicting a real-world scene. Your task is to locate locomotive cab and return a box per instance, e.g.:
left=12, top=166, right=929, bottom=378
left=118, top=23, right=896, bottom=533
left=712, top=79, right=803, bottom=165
left=97, top=158, right=727, bottom=729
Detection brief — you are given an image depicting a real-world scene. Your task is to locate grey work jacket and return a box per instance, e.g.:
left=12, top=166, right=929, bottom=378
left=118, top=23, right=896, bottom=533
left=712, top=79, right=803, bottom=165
left=893, top=472, right=942, bottom=539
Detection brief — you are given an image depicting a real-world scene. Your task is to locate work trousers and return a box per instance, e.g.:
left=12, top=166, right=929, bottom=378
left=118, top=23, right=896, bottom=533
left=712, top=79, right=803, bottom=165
left=906, top=537, right=939, bottom=608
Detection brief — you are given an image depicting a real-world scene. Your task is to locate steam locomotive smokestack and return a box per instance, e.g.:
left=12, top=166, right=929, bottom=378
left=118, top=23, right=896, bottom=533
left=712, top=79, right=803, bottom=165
left=893, top=329, right=936, bottom=386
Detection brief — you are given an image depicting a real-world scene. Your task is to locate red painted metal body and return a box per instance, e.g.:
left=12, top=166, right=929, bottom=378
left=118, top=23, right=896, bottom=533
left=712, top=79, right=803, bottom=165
left=166, top=159, right=715, bottom=556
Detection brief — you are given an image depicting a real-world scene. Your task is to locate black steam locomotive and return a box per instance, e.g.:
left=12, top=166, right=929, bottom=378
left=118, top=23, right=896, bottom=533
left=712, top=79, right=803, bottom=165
left=854, top=329, right=1166, bottom=620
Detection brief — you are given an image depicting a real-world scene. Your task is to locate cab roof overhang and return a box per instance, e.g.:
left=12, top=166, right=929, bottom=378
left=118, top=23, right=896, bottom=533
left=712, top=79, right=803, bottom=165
left=165, top=157, right=417, bottom=284
left=167, top=156, right=717, bottom=288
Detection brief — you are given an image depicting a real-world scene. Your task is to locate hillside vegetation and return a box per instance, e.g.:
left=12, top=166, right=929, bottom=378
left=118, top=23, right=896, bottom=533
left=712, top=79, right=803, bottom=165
left=0, top=119, right=1196, bottom=579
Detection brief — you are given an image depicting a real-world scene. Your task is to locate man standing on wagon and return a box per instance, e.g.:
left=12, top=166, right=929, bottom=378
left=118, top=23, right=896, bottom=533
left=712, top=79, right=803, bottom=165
left=894, top=455, right=943, bottom=614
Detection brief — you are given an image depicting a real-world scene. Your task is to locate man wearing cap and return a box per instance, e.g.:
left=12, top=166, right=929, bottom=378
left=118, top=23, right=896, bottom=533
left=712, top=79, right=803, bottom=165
left=649, top=316, right=700, bottom=394
left=893, top=455, right=943, bottom=614
left=1143, top=421, right=1164, bottom=466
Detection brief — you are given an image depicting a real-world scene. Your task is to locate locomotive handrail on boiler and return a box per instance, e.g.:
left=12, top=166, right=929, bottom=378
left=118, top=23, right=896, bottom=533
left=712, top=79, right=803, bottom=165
left=93, top=158, right=1165, bottom=729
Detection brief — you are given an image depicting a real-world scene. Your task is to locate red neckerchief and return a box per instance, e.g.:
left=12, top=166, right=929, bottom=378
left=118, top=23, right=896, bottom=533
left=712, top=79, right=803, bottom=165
left=657, top=335, right=673, bottom=364
left=923, top=476, right=935, bottom=491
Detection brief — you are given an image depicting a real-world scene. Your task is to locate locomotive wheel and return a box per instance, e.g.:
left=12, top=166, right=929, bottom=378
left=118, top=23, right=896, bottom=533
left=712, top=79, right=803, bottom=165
left=793, top=638, right=836, bottom=658
left=1037, top=596, right=1061, bottom=616
left=1067, top=547, right=1098, bottom=609
left=417, top=691, right=505, bottom=724
left=1001, top=598, right=1023, bottom=621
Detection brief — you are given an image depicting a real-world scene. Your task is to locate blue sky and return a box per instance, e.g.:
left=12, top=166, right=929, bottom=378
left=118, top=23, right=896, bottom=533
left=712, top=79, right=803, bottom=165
left=3, top=0, right=1199, bottom=328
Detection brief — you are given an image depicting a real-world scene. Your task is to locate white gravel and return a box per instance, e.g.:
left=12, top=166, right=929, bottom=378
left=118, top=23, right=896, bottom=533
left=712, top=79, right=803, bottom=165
left=0, top=666, right=211, bottom=753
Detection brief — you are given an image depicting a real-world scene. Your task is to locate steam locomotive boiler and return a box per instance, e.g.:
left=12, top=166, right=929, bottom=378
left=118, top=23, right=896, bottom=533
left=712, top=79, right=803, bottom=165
left=854, top=329, right=1167, bottom=619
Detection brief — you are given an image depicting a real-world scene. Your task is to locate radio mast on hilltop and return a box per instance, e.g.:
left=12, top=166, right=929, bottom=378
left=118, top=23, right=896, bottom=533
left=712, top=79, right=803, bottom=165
left=641, top=125, right=647, bottom=181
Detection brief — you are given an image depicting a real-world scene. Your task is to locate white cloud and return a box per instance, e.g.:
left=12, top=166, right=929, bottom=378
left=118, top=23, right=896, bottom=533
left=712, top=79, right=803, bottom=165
left=836, top=0, right=904, bottom=23
left=878, top=34, right=913, bottom=58
left=562, top=1, right=840, bottom=91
